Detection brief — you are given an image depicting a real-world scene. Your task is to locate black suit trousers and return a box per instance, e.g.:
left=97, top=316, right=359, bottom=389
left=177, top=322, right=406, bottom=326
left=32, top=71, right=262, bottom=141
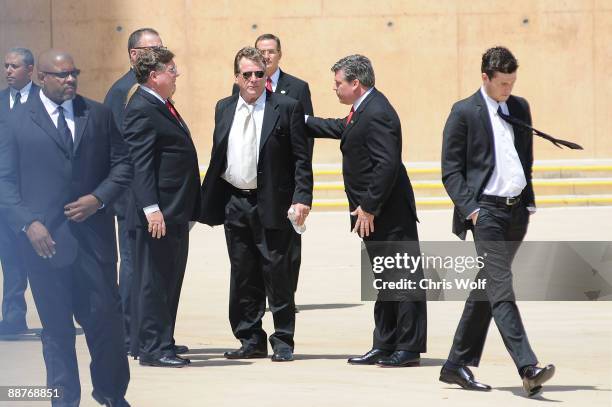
left=27, top=242, right=129, bottom=407
left=364, top=222, right=427, bottom=352
left=116, top=213, right=133, bottom=350
left=224, top=193, right=295, bottom=351
left=130, top=224, right=189, bottom=359
left=0, top=218, right=27, bottom=326
left=448, top=201, right=538, bottom=371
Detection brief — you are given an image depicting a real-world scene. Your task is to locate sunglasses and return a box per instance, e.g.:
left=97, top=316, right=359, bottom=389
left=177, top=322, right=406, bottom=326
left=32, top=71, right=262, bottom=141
left=131, top=45, right=166, bottom=51
left=42, top=69, right=81, bottom=79
left=239, top=70, right=265, bottom=80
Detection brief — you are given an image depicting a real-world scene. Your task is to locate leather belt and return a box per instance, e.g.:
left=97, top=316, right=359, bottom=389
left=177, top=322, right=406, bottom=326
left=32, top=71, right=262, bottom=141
left=480, top=194, right=521, bottom=207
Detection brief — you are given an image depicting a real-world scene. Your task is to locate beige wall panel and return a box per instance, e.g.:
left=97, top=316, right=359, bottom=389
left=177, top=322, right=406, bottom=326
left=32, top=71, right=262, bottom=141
left=0, top=0, right=51, bottom=88
left=594, top=11, right=612, bottom=158
left=595, top=0, right=612, bottom=10
left=186, top=0, right=322, bottom=18
left=457, top=10, right=596, bottom=160
left=457, top=0, right=593, bottom=13
left=321, top=0, right=458, bottom=16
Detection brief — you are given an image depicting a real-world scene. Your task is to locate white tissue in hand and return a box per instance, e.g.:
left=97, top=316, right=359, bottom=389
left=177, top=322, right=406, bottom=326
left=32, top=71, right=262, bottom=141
left=287, top=207, right=306, bottom=234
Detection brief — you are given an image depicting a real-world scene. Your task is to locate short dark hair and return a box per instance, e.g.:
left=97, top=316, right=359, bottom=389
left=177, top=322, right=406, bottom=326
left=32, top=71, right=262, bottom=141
left=233, top=47, right=266, bottom=75
left=255, top=33, right=281, bottom=51
left=7, top=47, right=34, bottom=66
left=133, top=47, right=174, bottom=84
left=331, top=54, right=375, bottom=88
left=481, top=46, right=518, bottom=79
left=127, top=28, right=160, bottom=52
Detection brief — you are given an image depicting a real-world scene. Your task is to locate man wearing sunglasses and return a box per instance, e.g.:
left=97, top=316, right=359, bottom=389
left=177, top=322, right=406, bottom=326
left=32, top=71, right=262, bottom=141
left=200, top=47, right=313, bottom=362
left=103, top=27, right=163, bottom=357
left=0, top=47, right=40, bottom=337
left=123, top=47, right=201, bottom=368
left=0, top=49, right=132, bottom=406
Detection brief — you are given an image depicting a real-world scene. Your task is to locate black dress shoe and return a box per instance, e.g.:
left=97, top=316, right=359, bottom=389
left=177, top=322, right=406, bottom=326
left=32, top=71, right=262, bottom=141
left=271, top=348, right=294, bottom=362
left=522, top=364, right=555, bottom=397
left=376, top=350, right=420, bottom=367
left=439, top=364, right=491, bottom=391
left=139, top=355, right=189, bottom=368
left=347, top=349, right=392, bottom=365
left=224, top=345, right=268, bottom=359
left=0, top=320, right=28, bottom=335
left=174, top=344, right=189, bottom=354
left=92, top=390, right=131, bottom=406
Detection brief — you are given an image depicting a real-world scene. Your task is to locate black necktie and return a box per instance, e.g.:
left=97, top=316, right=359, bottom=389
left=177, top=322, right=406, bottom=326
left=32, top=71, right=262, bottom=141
left=13, top=92, right=21, bottom=109
left=497, top=106, right=583, bottom=150
left=57, top=106, right=74, bottom=154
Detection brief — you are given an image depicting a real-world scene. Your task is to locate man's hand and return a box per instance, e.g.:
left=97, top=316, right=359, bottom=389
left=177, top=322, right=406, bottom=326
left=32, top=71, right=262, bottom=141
left=146, top=210, right=166, bottom=239
left=470, top=211, right=479, bottom=226
left=64, top=194, right=101, bottom=223
left=289, top=203, right=310, bottom=226
left=26, top=221, right=56, bottom=258
left=351, top=206, right=375, bottom=238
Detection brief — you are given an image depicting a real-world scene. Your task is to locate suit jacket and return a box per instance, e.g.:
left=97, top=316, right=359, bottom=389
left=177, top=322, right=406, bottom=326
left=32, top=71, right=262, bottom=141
left=200, top=90, right=313, bottom=229
left=306, top=88, right=418, bottom=237
left=103, top=69, right=137, bottom=216
left=122, top=87, right=201, bottom=229
left=0, top=83, right=41, bottom=117
left=104, top=69, right=137, bottom=132
left=0, top=92, right=132, bottom=269
left=441, top=90, right=535, bottom=240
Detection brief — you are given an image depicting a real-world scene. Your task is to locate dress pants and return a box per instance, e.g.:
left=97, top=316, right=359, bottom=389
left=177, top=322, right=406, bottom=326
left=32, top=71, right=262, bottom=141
left=448, top=200, right=538, bottom=371
left=364, top=222, right=427, bottom=352
left=130, top=224, right=189, bottom=359
left=0, top=217, right=28, bottom=328
left=27, top=242, right=129, bottom=407
left=224, top=192, right=295, bottom=352
left=116, top=200, right=134, bottom=351
left=291, top=235, right=302, bottom=293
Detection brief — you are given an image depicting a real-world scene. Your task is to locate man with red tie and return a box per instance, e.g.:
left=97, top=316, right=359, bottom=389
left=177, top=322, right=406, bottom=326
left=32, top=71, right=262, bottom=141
left=122, top=47, right=201, bottom=368
left=305, top=55, right=427, bottom=367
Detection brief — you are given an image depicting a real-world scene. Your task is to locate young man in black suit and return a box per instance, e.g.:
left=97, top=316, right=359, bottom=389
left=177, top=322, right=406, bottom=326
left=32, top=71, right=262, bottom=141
left=200, top=47, right=313, bottom=362
left=103, top=27, right=163, bottom=354
left=0, top=47, right=40, bottom=336
left=439, top=46, right=554, bottom=396
left=0, top=50, right=132, bottom=406
left=306, top=54, right=427, bottom=367
left=123, top=47, right=201, bottom=368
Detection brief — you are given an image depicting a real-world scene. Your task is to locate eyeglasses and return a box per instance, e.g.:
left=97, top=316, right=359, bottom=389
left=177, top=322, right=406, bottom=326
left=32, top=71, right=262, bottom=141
left=131, top=45, right=166, bottom=51
left=42, top=69, right=81, bottom=79
left=258, top=49, right=279, bottom=56
left=239, top=71, right=265, bottom=80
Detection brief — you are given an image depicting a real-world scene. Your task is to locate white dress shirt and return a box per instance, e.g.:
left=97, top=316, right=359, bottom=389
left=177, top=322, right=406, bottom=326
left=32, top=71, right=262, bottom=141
left=223, top=91, right=266, bottom=189
left=353, top=87, right=374, bottom=111
left=10, top=81, right=33, bottom=109
left=39, top=89, right=75, bottom=140
left=480, top=86, right=527, bottom=197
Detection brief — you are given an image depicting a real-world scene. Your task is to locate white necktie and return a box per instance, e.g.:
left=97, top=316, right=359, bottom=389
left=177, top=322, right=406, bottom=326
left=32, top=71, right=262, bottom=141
left=240, top=104, right=257, bottom=185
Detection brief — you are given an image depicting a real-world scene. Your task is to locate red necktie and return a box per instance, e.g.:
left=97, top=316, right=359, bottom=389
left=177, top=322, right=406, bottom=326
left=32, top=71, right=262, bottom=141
left=165, top=100, right=182, bottom=123
left=266, top=77, right=273, bottom=92
left=346, top=106, right=355, bottom=125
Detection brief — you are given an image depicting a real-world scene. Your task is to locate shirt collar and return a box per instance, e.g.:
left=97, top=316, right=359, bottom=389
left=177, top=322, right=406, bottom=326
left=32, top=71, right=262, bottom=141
left=480, top=85, right=508, bottom=115
left=140, top=85, right=166, bottom=104
left=11, top=81, right=33, bottom=97
left=269, top=68, right=281, bottom=86
left=353, top=87, right=374, bottom=111
left=39, top=88, right=74, bottom=116
left=237, top=90, right=266, bottom=111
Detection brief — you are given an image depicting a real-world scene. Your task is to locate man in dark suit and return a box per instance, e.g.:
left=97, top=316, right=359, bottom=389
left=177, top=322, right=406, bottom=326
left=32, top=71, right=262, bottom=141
left=200, top=47, right=313, bottom=362
left=305, top=54, right=427, bottom=367
left=231, top=34, right=314, bottom=303
left=0, top=47, right=39, bottom=335
left=123, top=47, right=201, bottom=368
left=439, top=46, right=554, bottom=397
left=0, top=50, right=131, bottom=406
left=103, top=27, right=163, bottom=353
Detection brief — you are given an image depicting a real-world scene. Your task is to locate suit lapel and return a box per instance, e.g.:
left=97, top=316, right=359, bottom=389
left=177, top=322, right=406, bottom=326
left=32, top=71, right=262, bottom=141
left=259, top=92, right=280, bottom=154
left=138, top=88, right=190, bottom=136
left=73, top=96, right=89, bottom=154
left=29, top=95, right=70, bottom=156
left=506, top=96, right=525, bottom=152
left=275, top=70, right=290, bottom=96
left=475, top=91, right=494, bottom=162
left=215, top=94, right=239, bottom=148
left=339, top=88, right=376, bottom=148
left=0, top=88, right=10, bottom=115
